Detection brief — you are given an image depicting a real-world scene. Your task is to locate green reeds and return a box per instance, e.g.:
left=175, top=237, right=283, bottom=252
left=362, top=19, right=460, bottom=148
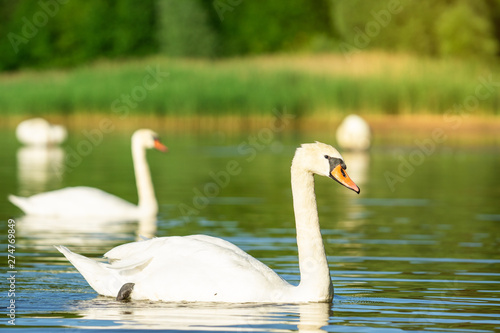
left=0, top=53, right=498, bottom=117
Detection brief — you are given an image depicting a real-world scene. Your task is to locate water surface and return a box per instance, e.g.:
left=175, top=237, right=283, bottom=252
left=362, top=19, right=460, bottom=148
left=0, top=128, right=499, bottom=332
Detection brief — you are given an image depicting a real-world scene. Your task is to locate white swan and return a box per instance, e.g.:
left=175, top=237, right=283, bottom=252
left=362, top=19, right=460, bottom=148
left=56, top=142, right=359, bottom=303
left=16, top=118, right=67, bottom=146
left=9, top=129, right=167, bottom=219
left=336, top=114, right=371, bottom=151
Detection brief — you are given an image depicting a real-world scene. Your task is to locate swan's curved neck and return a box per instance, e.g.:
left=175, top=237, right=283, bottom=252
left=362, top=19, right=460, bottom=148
left=132, top=141, right=158, bottom=216
left=291, top=165, right=333, bottom=301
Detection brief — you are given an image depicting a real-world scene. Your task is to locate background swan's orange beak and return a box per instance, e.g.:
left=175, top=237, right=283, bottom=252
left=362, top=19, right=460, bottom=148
left=154, top=139, right=168, bottom=152
left=331, top=165, right=360, bottom=194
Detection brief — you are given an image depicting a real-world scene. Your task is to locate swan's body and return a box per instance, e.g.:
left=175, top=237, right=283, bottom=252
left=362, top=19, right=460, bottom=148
left=336, top=114, right=371, bottom=151
left=10, top=187, right=140, bottom=218
left=57, top=235, right=292, bottom=302
left=9, top=129, right=166, bottom=219
left=16, top=118, right=67, bottom=146
left=56, top=142, right=359, bottom=303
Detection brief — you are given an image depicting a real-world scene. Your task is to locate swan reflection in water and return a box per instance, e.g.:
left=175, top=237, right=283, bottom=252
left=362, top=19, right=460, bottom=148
left=16, top=146, right=65, bottom=196
left=16, top=215, right=157, bottom=249
left=341, top=151, right=369, bottom=187
left=335, top=151, right=370, bottom=231
left=70, top=299, right=331, bottom=332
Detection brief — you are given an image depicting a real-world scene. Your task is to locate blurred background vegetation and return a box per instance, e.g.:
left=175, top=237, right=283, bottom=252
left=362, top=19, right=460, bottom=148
left=3, top=0, right=500, bottom=68
left=0, top=0, right=499, bottom=118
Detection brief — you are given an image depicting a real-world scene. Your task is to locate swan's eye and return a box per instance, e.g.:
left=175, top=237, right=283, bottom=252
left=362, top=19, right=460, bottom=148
left=324, top=155, right=329, bottom=159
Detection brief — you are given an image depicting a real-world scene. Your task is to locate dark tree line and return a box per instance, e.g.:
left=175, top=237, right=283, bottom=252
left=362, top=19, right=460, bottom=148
left=1, top=0, right=499, bottom=70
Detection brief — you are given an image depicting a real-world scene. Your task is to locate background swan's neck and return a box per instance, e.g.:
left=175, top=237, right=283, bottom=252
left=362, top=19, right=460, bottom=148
left=132, top=141, right=158, bottom=216
left=291, top=165, right=333, bottom=301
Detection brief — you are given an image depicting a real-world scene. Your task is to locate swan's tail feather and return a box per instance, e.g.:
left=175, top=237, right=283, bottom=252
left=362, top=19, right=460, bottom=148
left=55, top=245, right=123, bottom=297
left=8, top=194, right=28, bottom=213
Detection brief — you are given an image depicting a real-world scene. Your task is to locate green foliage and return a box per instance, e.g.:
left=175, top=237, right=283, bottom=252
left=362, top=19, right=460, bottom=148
left=332, top=0, right=443, bottom=55
left=0, top=0, right=333, bottom=69
left=436, top=0, right=498, bottom=58
left=215, top=0, right=331, bottom=55
left=1, top=0, right=500, bottom=71
left=0, top=0, right=157, bottom=70
left=332, top=0, right=500, bottom=58
left=389, top=0, right=444, bottom=55
left=156, top=0, right=217, bottom=57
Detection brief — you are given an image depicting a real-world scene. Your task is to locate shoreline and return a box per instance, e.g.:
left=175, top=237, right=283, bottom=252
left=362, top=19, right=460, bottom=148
left=2, top=113, right=499, bottom=146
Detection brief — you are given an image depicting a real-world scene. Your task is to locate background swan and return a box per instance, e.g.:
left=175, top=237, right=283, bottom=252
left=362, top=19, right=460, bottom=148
left=336, top=114, right=371, bottom=151
left=56, top=142, right=359, bottom=303
left=9, top=129, right=167, bottom=219
left=16, top=118, right=67, bottom=146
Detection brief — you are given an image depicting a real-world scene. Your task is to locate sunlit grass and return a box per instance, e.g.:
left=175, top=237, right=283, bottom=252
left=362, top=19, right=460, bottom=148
left=0, top=52, right=498, bottom=117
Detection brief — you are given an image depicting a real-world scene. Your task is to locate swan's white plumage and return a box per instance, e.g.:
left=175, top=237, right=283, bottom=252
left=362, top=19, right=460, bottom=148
left=9, top=129, right=165, bottom=219
left=16, top=118, right=67, bottom=146
left=56, top=142, right=359, bottom=303
left=336, top=114, right=371, bottom=151
left=56, top=236, right=291, bottom=302
left=9, top=187, right=138, bottom=218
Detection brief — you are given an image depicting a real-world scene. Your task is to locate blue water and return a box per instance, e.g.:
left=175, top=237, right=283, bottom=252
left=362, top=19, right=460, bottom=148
left=1, top=129, right=499, bottom=332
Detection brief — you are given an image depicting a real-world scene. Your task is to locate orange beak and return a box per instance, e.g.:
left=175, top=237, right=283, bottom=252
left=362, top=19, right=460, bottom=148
left=330, top=164, right=360, bottom=194
left=154, top=139, right=168, bottom=152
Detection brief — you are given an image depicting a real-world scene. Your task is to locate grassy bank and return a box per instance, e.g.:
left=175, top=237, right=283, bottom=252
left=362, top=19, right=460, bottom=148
left=0, top=52, right=499, bottom=117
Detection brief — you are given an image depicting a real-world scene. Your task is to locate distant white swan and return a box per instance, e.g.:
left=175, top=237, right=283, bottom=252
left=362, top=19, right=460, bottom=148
left=9, top=129, right=167, bottom=219
left=56, top=142, right=360, bottom=303
left=16, top=118, right=67, bottom=146
left=336, top=114, right=371, bottom=151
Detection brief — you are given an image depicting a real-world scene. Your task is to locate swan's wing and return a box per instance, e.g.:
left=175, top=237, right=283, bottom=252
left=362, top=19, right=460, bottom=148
left=105, top=235, right=286, bottom=282
left=184, top=234, right=252, bottom=257
left=103, top=235, right=243, bottom=261
left=107, top=236, right=290, bottom=302
left=104, top=237, right=165, bottom=264
left=104, top=235, right=258, bottom=268
left=184, top=235, right=286, bottom=285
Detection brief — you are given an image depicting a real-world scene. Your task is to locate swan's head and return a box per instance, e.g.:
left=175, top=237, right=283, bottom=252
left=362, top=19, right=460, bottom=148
left=132, top=129, right=168, bottom=152
left=49, top=124, right=67, bottom=144
left=292, top=142, right=360, bottom=193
